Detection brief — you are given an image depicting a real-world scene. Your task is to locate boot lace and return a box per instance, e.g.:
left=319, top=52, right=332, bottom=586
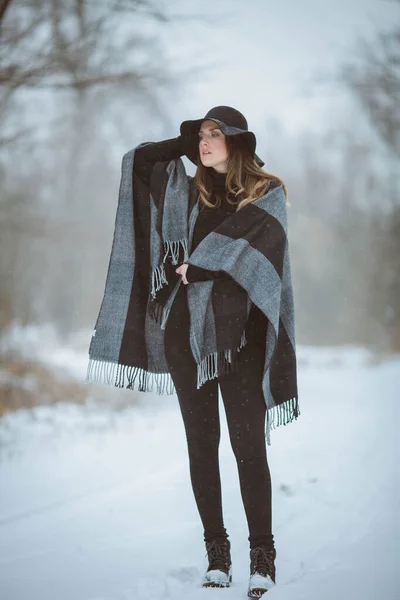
left=205, top=539, right=231, bottom=573
left=250, top=546, right=276, bottom=578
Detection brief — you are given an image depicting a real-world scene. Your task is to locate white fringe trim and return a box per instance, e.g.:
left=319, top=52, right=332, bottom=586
left=162, top=238, right=189, bottom=265
left=196, top=329, right=248, bottom=389
left=85, top=358, right=300, bottom=447
left=150, top=238, right=189, bottom=300
left=85, top=358, right=176, bottom=395
left=265, top=396, right=300, bottom=446
left=150, top=262, right=168, bottom=299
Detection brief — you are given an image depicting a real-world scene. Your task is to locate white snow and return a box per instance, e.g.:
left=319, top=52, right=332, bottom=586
left=0, top=329, right=399, bottom=600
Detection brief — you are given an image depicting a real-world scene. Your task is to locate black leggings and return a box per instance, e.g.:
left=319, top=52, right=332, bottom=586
left=164, top=284, right=274, bottom=551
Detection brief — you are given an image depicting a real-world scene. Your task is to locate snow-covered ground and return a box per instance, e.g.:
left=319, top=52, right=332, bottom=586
left=0, top=327, right=399, bottom=600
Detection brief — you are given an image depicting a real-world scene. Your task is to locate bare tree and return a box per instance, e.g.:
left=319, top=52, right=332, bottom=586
left=0, top=0, right=12, bottom=24
left=0, top=0, right=215, bottom=333
left=340, top=8, right=400, bottom=351
left=0, top=0, right=209, bottom=144
left=341, top=12, right=400, bottom=159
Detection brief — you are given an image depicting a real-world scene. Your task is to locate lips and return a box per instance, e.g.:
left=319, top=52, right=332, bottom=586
left=202, top=151, right=212, bottom=156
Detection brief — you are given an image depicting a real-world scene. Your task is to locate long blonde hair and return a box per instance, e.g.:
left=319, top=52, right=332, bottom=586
left=194, top=134, right=288, bottom=211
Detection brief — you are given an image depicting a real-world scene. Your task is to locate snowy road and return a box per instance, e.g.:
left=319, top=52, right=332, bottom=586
left=0, top=347, right=398, bottom=600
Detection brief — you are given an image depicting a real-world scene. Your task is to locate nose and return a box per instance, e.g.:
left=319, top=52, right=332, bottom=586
left=199, top=140, right=209, bottom=152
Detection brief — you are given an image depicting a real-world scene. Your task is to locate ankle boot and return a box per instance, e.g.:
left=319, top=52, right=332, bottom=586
left=247, top=546, right=276, bottom=597
left=202, top=537, right=232, bottom=588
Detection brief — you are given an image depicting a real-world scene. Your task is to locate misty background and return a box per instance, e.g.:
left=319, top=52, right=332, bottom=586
left=0, top=3, right=399, bottom=599
left=1, top=0, right=399, bottom=356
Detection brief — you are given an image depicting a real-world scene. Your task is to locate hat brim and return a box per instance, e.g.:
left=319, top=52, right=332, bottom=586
left=180, top=118, right=264, bottom=168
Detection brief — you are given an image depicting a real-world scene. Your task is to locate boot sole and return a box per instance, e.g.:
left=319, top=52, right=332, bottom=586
left=248, top=588, right=269, bottom=597
left=248, top=581, right=276, bottom=597
left=202, top=566, right=232, bottom=588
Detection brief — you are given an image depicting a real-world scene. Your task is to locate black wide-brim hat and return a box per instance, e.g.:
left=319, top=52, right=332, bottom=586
left=180, top=105, right=264, bottom=168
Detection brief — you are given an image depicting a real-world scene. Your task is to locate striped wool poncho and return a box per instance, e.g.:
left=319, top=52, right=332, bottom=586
left=86, top=144, right=300, bottom=445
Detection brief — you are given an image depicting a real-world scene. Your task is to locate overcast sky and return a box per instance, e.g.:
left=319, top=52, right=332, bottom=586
left=162, top=0, right=398, bottom=139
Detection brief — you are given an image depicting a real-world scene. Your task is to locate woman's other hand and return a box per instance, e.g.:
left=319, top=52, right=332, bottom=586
left=176, top=263, right=189, bottom=285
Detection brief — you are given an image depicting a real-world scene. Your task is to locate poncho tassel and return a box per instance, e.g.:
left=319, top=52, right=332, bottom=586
left=196, top=329, right=248, bottom=389
left=265, top=396, right=301, bottom=446
left=150, top=238, right=189, bottom=300
left=85, top=359, right=176, bottom=395
left=162, top=238, right=189, bottom=265
left=150, top=263, right=168, bottom=299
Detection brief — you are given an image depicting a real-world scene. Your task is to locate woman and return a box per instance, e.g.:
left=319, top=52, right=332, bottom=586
left=132, top=106, right=291, bottom=597
left=86, top=106, right=299, bottom=598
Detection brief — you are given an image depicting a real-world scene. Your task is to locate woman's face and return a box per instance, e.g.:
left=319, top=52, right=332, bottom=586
left=198, top=120, right=229, bottom=172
